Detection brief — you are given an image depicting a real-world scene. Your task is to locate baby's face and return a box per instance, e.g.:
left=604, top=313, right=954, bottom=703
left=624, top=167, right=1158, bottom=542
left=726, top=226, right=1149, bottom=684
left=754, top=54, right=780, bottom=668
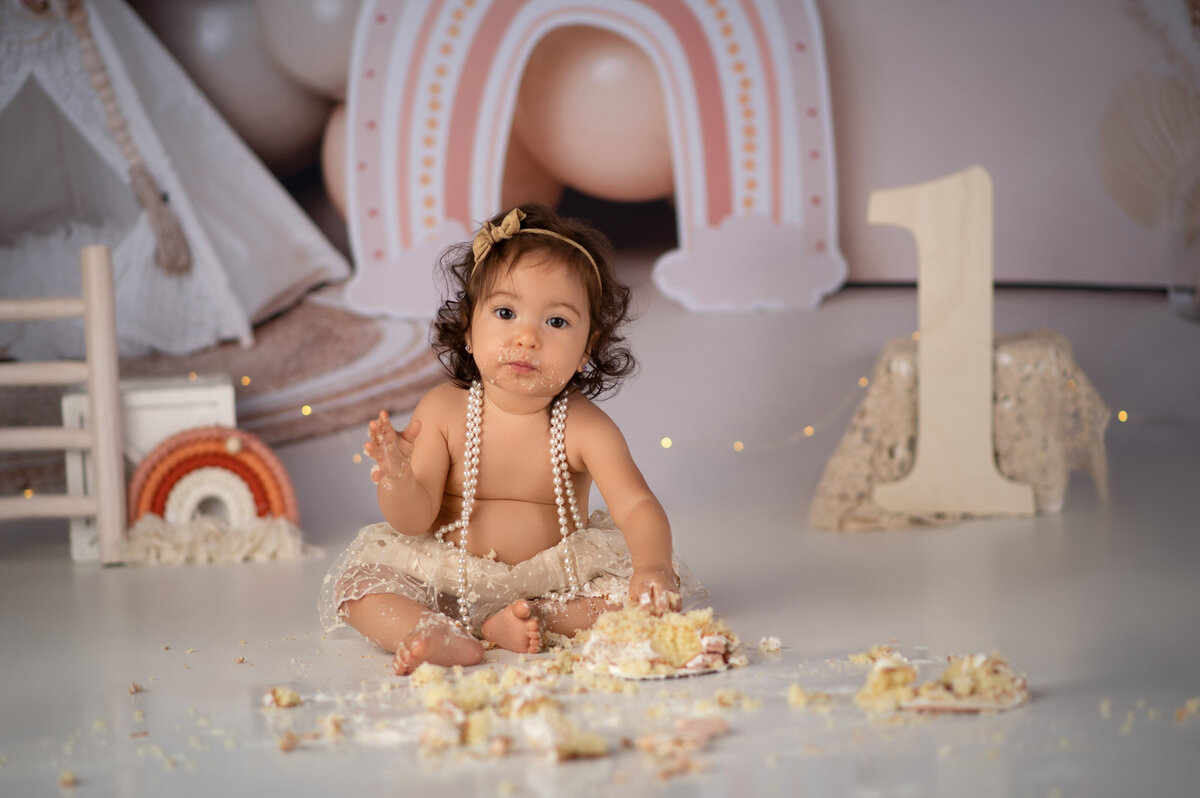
left=467, top=252, right=592, bottom=402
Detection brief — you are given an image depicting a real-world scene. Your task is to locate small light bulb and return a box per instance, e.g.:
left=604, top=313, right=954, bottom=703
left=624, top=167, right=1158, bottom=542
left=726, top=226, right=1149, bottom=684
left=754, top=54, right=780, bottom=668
left=241, top=376, right=252, bottom=386
left=733, top=441, right=744, bottom=452
left=187, top=371, right=198, bottom=381
left=23, top=488, right=34, bottom=499
left=301, top=405, right=313, bottom=416
left=803, top=425, right=815, bottom=437
left=858, top=377, right=869, bottom=388
left=660, top=437, right=673, bottom=449
left=1118, top=410, right=1128, bottom=422
left=352, top=453, right=363, bottom=464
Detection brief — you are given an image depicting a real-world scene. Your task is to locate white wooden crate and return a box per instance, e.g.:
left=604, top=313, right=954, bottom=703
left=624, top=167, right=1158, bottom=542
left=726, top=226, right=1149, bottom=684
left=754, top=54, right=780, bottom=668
left=62, top=375, right=236, bottom=561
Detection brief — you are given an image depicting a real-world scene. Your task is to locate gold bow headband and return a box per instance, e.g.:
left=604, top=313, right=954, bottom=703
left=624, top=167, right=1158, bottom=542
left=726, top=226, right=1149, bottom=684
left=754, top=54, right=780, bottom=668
left=471, top=208, right=601, bottom=286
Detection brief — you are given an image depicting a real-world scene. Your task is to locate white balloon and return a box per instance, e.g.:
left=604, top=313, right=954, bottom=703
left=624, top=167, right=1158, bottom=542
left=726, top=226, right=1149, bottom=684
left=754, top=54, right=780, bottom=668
left=130, top=0, right=331, bottom=176
left=257, top=0, right=361, bottom=100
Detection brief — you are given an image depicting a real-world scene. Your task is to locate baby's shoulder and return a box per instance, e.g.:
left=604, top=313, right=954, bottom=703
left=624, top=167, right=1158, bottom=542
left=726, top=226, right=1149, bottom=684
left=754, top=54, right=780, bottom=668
left=567, top=393, right=621, bottom=436
left=413, top=382, right=469, bottom=428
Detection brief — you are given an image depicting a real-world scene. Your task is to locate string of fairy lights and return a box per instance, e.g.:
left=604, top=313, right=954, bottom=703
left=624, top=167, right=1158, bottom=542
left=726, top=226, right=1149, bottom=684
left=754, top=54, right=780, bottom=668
left=7, top=333, right=1163, bottom=500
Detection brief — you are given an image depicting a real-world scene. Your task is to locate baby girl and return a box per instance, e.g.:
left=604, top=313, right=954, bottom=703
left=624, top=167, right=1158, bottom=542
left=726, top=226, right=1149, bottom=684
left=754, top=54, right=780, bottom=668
left=318, top=203, right=699, bottom=674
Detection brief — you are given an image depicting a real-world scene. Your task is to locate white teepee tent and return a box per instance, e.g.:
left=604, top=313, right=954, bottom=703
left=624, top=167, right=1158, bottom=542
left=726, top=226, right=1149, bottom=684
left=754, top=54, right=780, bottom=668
left=0, top=0, right=350, bottom=360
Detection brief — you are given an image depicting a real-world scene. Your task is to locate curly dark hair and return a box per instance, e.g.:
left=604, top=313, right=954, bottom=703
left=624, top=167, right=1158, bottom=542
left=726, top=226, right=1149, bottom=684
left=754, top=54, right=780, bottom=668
left=431, top=203, right=636, bottom=399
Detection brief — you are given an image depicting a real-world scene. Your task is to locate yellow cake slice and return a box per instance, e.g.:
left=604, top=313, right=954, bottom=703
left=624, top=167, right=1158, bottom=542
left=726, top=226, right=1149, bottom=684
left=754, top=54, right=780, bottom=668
left=577, top=606, right=746, bottom=678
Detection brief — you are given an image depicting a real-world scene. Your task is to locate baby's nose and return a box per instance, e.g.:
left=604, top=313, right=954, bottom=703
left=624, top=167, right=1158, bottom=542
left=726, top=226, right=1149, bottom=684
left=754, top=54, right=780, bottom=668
left=514, top=322, right=540, bottom=347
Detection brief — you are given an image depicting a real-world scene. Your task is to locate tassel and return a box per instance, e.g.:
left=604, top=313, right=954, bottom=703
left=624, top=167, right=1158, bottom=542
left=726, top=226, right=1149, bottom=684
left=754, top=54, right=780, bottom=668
left=59, top=0, right=193, bottom=275
left=129, top=163, right=192, bottom=274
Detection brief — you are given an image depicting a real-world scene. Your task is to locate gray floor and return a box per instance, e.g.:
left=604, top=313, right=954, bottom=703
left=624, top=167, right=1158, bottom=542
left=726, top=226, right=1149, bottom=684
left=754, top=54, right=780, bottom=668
left=2, top=253, right=1198, bottom=797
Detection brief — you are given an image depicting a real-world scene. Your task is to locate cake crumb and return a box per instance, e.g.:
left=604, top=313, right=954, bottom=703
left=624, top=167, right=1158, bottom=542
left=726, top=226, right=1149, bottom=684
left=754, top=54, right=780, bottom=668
left=264, top=686, right=302, bottom=708
left=59, top=770, right=78, bottom=788
left=277, top=731, right=300, bottom=752
left=758, top=636, right=783, bottom=655
left=320, top=714, right=346, bottom=739
left=1175, top=696, right=1200, bottom=721
left=855, top=656, right=916, bottom=713
left=409, top=663, right=446, bottom=687
left=637, top=716, right=729, bottom=780
left=848, top=643, right=897, bottom=664
left=129, top=682, right=144, bottom=695
left=905, top=652, right=1029, bottom=713
left=713, top=688, right=744, bottom=708
left=234, top=657, right=246, bottom=664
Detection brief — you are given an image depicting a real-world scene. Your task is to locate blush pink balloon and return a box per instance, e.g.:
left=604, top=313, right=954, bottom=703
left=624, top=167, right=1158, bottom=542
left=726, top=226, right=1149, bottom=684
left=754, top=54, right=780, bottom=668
left=130, top=0, right=330, bottom=177
left=321, top=104, right=347, bottom=218
left=512, top=26, right=674, bottom=203
left=501, top=131, right=565, bottom=211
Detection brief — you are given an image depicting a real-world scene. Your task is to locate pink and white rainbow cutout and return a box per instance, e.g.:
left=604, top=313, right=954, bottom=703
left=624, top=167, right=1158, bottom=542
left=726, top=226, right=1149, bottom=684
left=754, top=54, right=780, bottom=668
left=343, top=0, right=846, bottom=316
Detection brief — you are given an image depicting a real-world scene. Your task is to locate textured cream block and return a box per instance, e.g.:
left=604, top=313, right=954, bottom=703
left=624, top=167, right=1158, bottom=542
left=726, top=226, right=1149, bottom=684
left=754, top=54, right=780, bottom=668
left=62, top=375, right=236, bottom=561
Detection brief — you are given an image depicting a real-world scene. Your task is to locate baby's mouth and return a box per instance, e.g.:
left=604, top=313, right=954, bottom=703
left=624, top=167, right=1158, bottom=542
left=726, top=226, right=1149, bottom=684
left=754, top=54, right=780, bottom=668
left=498, top=347, right=538, bottom=373
left=506, top=360, right=536, bottom=374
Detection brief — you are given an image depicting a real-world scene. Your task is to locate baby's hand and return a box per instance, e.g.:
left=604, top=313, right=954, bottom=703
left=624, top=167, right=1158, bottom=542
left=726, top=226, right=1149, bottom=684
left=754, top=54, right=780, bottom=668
left=363, top=410, right=422, bottom=489
left=630, top=565, right=681, bottom=615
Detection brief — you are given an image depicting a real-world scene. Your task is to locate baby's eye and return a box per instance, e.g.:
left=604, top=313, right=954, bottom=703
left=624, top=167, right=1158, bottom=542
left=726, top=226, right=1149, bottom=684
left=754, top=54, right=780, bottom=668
left=547, top=316, right=569, bottom=329
left=494, top=307, right=515, bottom=320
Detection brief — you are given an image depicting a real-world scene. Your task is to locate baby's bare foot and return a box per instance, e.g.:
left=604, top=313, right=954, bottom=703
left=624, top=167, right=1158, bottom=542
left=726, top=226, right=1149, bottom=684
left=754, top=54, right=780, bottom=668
left=481, top=600, right=542, bottom=654
left=391, top=615, right=484, bottom=675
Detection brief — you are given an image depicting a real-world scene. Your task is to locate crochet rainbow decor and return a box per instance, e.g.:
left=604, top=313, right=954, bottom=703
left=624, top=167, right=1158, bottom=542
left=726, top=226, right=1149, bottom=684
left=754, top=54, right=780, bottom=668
left=128, top=426, right=298, bottom=528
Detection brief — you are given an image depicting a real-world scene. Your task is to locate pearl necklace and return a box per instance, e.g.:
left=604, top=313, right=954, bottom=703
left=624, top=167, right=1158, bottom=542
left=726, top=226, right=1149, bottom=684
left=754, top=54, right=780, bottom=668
left=433, top=381, right=583, bottom=628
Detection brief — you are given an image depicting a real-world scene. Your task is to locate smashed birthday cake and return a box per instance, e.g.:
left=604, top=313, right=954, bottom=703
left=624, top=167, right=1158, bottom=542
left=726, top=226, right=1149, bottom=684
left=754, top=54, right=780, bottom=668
left=576, top=606, right=747, bottom=678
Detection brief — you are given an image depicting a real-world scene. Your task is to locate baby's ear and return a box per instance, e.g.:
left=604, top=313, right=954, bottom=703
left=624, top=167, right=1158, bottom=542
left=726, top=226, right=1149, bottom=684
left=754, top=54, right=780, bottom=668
left=579, top=332, right=600, bottom=371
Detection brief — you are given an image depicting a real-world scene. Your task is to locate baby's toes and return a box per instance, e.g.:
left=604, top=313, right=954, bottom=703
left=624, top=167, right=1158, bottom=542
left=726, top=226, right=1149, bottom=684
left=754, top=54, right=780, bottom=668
left=526, top=615, right=543, bottom=653
left=392, top=646, right=415, bottom=676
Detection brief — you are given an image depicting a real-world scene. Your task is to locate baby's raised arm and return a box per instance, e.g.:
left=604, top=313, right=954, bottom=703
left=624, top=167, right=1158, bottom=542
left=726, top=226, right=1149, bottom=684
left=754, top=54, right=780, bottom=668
left=365, top=387, right=453, bottom=536
left=573, top=401, right=680, bottom=612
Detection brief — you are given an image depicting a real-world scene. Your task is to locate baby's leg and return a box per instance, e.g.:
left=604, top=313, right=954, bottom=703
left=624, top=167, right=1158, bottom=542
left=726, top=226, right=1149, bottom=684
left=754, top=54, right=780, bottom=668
left=480, top=600, right=542, bottom=654
left=534, top=596, right=620, bottom=638
left=343, top=593, right=484, bottom=674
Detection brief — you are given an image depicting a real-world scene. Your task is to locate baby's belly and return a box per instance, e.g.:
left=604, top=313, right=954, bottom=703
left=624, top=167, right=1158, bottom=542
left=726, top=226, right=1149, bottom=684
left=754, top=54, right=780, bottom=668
left=437, top=499, right=574, bottom=564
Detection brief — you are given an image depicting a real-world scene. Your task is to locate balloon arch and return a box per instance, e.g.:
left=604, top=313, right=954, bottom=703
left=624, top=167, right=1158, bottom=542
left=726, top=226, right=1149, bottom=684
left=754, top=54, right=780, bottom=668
left=342, top=0, right=846, bottom=316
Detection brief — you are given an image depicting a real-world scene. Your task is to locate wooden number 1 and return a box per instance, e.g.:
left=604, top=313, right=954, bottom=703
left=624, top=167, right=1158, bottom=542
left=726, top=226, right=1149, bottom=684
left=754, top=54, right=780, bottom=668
left=869, top=165, right=1035, bottom=516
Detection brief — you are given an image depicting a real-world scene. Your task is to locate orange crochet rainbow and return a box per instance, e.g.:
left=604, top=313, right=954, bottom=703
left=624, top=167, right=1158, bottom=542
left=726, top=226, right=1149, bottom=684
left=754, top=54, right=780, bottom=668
left=127, top=426, right=298, bottom=525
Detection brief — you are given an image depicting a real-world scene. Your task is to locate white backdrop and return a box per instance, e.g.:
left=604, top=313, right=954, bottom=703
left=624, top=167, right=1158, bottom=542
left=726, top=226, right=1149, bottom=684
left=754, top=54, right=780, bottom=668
left=819, top=0, right=1169, bottom=286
